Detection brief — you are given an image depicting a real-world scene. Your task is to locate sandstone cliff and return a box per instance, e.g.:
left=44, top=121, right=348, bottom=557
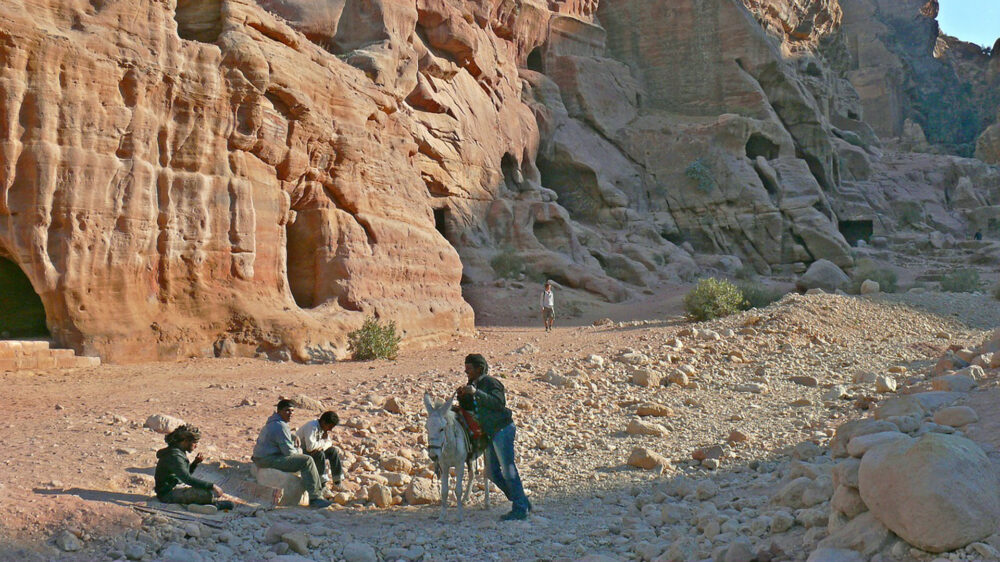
left=0, top=0, right=997, bottom=363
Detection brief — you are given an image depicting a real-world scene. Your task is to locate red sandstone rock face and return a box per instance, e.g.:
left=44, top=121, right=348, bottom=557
left=0, top=0, right=995, bottom=363
left=0, top=0, right=483, bottom=361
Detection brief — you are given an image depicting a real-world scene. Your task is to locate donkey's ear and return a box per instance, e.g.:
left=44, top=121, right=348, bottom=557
left=443, top=395, right=455, bottom=412
left=423, top=392, right=434, bottom=412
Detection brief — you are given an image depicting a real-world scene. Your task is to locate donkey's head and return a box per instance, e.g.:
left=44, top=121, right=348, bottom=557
left=423, top=392, right=455, bottom=463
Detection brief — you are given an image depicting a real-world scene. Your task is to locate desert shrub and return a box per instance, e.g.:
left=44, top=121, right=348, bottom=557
left=490, top=246, right=524, bottom=279
left=737, top=282, right=787, bottom=310
left=939, top=268, right=981, bottom=293
left=348, top=316, right=401, bottom=360
left=684, top=159, right=717, bottom=194
left=684, top=278, right=747, bottom=321
left=849, top=261, right=898, bottom=293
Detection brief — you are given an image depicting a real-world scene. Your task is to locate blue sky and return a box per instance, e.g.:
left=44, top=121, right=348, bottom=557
left=937, top=0, right=999, bottom=48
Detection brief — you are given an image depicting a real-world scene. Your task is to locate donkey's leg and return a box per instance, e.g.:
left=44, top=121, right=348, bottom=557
left=439, top=467, right=449, bottom=520
left=455, top=463, right=465, bottom=518
left=482, top=456, right=490, bottom=509
left=462, top=459, right=474, bottom=504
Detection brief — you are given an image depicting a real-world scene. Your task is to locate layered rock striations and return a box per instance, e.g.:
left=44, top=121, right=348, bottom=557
left=0, top=0, right=997, bottom=362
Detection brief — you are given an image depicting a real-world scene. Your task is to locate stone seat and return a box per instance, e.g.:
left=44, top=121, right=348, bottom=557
left=250, top=464, right=308, bottom=506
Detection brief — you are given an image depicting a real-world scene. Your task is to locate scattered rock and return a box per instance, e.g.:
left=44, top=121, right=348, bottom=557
left=847, top=431, right=909, bottom=458
left=289, top=394, right=324, bottom=411
left=281, top=532, right=310, bottom=556
left=631, top=368, right=657, bottom=387
left=859, top=433, right=1000, bottom=553
left=874, top=375, right=896, bottom=393
left=789, top=375, right=819, bottom=387
left=368, top=484, right=392, bottom=508
left=796, top=259, right=849, bottom=292
left=53, top=530, right=82, bottom=552
left=933, top=406, right=979, bottom=427
left=636, top=403, right=673, bottom=417
left=404, top=478, right=438, bottom=505
left=627, top=447, right=669, bottom=470
left=383, top=396, right=405, bottom=414
left=143, top=414, right=184, bottom=434
left=930, top=374, right=976, bottom=393
left=342, top=542, right=378, bottom=562
left=727, top=430, right=748, bottom=443
left=859, top=279, right=880, bottom=295
left=626, top=419, right=668, bottom=437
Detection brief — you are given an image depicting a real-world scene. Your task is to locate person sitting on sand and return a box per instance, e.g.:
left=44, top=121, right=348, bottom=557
left=154, top=425, right=232, bottom=509
left=251, top=399, right=332, bottom=508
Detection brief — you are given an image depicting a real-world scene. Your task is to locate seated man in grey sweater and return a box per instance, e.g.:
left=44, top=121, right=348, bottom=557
left=251, top=399, right=331, bottom=508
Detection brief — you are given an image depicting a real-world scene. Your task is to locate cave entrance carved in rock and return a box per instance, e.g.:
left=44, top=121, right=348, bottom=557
left=838, top=219, right=874, bottom=246
left=286, top=209, right=326, bottom=310
left=0, top=257, right=49, bottom=338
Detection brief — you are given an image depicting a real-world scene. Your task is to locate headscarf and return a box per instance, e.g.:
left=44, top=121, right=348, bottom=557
left=165, top=424, right=201, bottom=447
left=464, top=353, right=489, bottom=376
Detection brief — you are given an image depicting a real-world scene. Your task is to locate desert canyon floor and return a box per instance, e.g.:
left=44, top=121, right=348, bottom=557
left=2, top=281, right=1000, bottom=562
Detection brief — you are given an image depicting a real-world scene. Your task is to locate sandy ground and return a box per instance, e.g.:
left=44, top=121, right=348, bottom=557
left=0, top=282, right=688, bottom=545
left=1, top=278, right=999, bottom=561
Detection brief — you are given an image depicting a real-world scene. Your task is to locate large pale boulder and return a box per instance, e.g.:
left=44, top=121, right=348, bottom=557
left=796, top=260, right=850, bottom=292
left=251, top=464, right=308, bottom=507
left=858, top=433, right=1000, bottom=553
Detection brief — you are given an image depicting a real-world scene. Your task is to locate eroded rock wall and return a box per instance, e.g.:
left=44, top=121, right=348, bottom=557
left=0, top=0, right=997, bottom=362
left=0, top=0, right=486, bottom=361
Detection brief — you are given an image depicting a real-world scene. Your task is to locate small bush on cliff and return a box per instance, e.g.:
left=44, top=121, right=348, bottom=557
left=684, top=159, right=717, bottom=194
left=940, top=268, right=981, bottom=293
left=348, top=317, right=401, bottom=361
left=850, top=260, right=898, bottom=293
left=737, top=282, right=787, bottom=310
left=685, top=278, right=746, bottom=321
left=490, top=246, right=524, bottom=279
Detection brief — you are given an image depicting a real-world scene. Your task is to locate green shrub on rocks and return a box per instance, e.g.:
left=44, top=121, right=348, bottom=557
left=684, top=278, right=747, bottom=321
left=348, top=317, right=401, bottom=360
left=940, top=268, right=981, bottom=293
left=850, top=260, right=898, bottom=294
left=737, top=282, right=787, bottom=310
left=490, top=246, right=524, bottom=279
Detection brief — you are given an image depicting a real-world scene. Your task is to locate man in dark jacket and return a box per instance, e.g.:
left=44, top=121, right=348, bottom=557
left=457, top=353, right=532, bottom=520
left=154, top=425, right=226, bottom=506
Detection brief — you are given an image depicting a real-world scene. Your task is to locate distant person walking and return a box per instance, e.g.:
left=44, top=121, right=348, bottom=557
left=540, top=281, right=555, bottom=332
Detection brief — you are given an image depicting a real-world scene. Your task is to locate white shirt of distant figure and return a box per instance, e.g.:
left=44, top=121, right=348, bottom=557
left=540, top=286, right=554, bottom=308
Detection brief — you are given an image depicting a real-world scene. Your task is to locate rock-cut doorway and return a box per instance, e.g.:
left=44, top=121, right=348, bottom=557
left=0, top=257, right=49, bottom=338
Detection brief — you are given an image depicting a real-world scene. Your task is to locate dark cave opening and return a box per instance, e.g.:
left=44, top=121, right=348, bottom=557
left=0, top=257, right=49, bottom=338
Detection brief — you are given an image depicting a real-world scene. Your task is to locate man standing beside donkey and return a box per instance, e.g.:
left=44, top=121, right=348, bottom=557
left=457, top=353, right=532, bottom=520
